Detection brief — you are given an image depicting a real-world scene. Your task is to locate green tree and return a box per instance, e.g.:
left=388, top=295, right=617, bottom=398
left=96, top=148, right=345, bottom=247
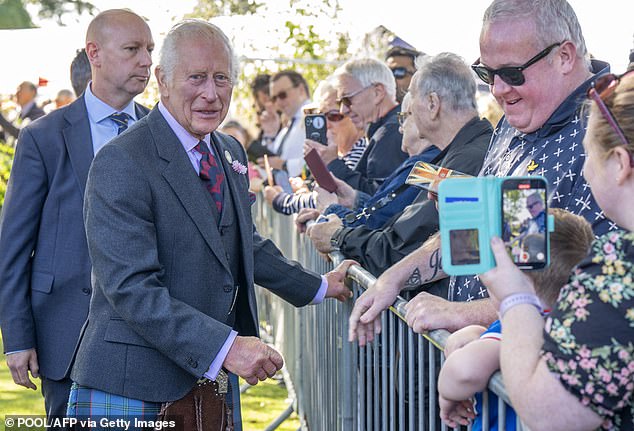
left=0, top=0, right=34, bottom=28
left=189, top=0, right=350, bottom=134
left=0, top=0, right=95, bottom=29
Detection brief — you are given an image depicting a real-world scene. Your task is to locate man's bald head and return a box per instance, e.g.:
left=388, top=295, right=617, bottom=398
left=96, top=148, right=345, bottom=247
left=86, top=9, right=147, bottom=44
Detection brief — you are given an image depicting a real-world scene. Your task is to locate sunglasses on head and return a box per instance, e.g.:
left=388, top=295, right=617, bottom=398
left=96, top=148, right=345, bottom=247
left=323, top=110, right=345, bottom=122
left=337, top=84, right=374, bottom=108
left=271, top=85, right=296, bottom=103
left=471, top=42, right=563, bottom=86
left=391, top=67, right=415, bottom=80
left=587, top=70, right=634, bottom=166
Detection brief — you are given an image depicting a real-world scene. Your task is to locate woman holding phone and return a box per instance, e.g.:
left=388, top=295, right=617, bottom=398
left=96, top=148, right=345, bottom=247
left=480, top=72, right=634, bottom=430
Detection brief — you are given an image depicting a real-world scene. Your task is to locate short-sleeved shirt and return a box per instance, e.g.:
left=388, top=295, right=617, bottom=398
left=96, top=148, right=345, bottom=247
left=542, top=230, right=634, bottom=430
left=449, top=60, right=615, bottom=302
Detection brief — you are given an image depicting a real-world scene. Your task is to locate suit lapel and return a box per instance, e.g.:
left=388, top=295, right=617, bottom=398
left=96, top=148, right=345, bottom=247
left=63, top=97, right=94, bottom=198
left=149, top=109, right=231, bottom=273
left=212, top=133, right=253, bottom=264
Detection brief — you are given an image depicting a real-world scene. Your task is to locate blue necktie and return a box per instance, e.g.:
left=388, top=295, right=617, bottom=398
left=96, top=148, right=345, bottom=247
left=109, top=112, right=132, bottom=135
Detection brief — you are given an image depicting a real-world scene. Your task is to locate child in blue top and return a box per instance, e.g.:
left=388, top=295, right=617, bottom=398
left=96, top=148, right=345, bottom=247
left=437, top=208, right=594, bottom=429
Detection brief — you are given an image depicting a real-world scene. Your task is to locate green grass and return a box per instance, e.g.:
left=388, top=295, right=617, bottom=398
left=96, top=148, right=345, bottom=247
left=0, top=336, right=299, bottom=431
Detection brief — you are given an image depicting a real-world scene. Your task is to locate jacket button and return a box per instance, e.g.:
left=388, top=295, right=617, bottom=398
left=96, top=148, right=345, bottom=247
left=223, top=285, right=232, bottom=293
left=192, top=361, right=198, bottom=368
left=82, top=288, right=91, bottom=295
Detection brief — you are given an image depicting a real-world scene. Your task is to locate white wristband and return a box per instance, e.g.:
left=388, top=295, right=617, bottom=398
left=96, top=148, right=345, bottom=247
left=499, top=293, right=542, bottom=319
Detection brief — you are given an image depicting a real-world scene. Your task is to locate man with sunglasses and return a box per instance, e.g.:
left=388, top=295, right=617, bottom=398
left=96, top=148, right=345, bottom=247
left=348, top=0, right=615, bottom=345
left=385, top=46, right=422, bottom=104
left=258, top=70, right=311, bottom=177
left=326, top=58, right=408, bottom=196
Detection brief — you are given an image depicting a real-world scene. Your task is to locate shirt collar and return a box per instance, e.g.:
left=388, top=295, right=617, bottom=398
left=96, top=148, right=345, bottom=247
left=157, top=101, right=209, bottom=152
left=84, top=81, right=138, bottom=124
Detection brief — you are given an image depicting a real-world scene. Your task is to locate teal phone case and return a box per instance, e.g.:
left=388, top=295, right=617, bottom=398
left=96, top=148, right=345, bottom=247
left=438, top=176, right=553, bottom=276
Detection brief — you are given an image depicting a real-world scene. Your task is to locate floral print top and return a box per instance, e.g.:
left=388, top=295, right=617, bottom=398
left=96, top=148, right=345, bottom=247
left=542, top=230, right=634, bottom=430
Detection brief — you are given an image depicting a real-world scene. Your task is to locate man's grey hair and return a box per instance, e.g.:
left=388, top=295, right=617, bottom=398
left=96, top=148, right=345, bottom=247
left=334, top=58, right=396, bottom=100
left=412, top=53, right=477, bottom=112
left=159, top=19, right=239, bottom=84
left=482, top=0, right=591, bottom=69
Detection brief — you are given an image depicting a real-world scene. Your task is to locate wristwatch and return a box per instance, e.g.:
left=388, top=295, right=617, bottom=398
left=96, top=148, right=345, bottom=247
left=330, top=227, right=344, bottom=251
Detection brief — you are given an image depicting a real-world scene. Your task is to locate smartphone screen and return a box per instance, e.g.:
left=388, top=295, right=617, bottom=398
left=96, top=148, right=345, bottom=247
left=305, top=114, right=327, bottom=145
left=501, top=178, right=548, bottom=269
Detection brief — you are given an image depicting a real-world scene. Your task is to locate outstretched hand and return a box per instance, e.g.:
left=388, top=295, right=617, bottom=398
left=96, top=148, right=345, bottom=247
left=348, top=275, right=401, bottom=346
left=324, top=259, right=358, bottom=302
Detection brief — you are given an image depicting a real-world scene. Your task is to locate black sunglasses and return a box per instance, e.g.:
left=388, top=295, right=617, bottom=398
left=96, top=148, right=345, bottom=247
left=271, top=85, right=297, bottom=103
left=391, top=67, right=415, bottom=80
left=471, top=42, right=563, bottom=86
left=337, top=84, right=373, bottom=108
left=323, top=110, right=345, bottom=122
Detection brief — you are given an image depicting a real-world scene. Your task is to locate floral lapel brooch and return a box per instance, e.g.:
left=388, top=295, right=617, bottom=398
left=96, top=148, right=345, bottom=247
left=224, top=150, right=247, bottom=175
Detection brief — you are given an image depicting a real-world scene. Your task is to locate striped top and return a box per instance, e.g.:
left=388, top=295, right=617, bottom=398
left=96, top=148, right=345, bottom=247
left=341, top=138, right=367, bottom=171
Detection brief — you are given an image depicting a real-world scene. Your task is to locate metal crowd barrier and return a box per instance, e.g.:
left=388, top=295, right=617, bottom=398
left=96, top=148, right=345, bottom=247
left=253, top=197, right=524, bottom=431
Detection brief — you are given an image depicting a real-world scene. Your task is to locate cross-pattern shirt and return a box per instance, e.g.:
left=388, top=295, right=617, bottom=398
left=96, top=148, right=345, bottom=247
left=450, top=60, right=614, bottom=302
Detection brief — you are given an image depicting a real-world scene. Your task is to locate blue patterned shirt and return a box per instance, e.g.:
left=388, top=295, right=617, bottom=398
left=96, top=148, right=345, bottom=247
left=450, top=61, right=615, bottom=302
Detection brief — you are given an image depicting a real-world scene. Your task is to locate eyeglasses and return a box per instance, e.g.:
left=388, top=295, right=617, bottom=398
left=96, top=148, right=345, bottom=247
left=471, top=42, right=563, bottom=86
left=271, top=86, right=296, bottom=103
left=526, top=201, right=541, bottom=210
left=397, top=111, right=411, bottom=127
left=323, top=110, right=345, bottom=122
left=391, top=67, right=415, bottom=80
left=337, top=85, right=373, bottom=108
left=587, top=71, right=634, bottom=165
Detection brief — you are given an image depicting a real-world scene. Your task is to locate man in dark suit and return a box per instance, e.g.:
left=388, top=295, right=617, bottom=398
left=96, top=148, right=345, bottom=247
left=68, top=19, right=352, bottom=428
left=0, top=81, right=46, bottom=140
left=0, top=9, right=154, bottom=420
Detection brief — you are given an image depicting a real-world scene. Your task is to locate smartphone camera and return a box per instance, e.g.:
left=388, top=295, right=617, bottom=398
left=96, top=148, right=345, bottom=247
left=305, top=114, right=327, bottom=145
left=501, top=178, right=548, bottom=270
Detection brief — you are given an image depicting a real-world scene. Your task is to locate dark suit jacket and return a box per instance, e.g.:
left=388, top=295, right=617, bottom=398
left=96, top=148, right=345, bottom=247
left=327, top=105, right=407, bottom=195
left=71, top=107, right=322, bottom=402
left=0, top=96, right=149, bottom=380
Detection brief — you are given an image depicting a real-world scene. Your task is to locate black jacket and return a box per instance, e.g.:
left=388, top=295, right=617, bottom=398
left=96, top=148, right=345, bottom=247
left=327, top=104, right=407, bottom=195
left=332, top=116, right=493, bottom=277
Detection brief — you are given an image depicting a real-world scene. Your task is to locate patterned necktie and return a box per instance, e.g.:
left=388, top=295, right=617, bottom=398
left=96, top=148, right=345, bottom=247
left=193, top=140, right=225, bottom=215
left=109, top=112, right=132, bottom=135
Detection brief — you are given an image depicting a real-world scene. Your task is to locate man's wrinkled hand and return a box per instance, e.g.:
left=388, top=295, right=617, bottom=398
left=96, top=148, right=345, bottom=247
left=403, top=292, right=462, bottom=333
left=306, top=214, right=342, bottom=253
left=332, top=177, right=357, bottom=209
left=348, top=275, right=401, bottom=346
left=314, top=186, right=338, bottom=212
left=6, top=348, right=39, bottom=390
left=295, top=208, right=321, bottom=233
left=223, top=336, right=284, bottom=386
left=324, top=259, right=358, bottom=302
